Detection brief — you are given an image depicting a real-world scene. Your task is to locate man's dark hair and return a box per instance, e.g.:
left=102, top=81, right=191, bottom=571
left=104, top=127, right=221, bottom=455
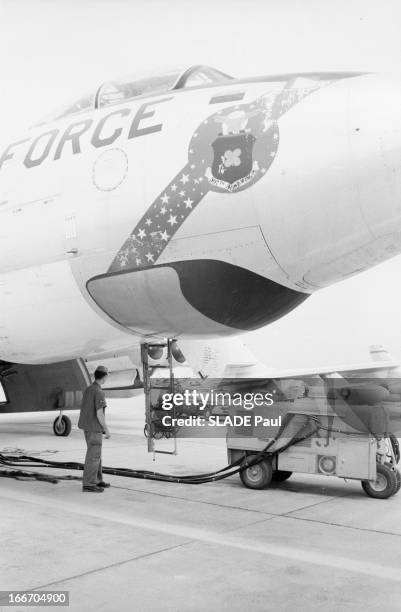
left=94, top=370, right=107, bottom=381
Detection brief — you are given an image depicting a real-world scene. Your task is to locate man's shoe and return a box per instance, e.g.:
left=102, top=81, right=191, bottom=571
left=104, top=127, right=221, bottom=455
left=82, top=486, right=104, bottom=493
left=98, top=481, right=110, bottom=488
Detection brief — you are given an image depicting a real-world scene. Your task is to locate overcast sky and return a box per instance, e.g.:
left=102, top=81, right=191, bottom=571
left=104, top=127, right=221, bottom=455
left=1, top=0, right=401, bottom=368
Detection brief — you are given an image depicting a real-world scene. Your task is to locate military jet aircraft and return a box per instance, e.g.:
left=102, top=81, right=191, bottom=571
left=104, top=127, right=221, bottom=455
left=1, top=65, right=401, bottom=435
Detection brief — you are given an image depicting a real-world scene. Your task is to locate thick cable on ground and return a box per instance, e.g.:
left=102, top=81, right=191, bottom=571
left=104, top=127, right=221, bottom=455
left=0, top=414, right=317, bottom=485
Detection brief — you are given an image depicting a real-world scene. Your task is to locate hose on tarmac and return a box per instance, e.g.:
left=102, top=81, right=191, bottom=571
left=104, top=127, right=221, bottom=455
left=0, top=414, right=318, bottom=485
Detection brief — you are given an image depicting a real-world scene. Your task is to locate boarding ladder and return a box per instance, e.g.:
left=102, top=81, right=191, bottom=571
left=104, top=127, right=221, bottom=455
left=141, top=339, right=178, bottom=459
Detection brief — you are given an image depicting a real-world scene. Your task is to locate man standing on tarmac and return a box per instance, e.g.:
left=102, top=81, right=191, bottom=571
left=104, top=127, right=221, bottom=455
left=78, top=365, right=111, bottom=493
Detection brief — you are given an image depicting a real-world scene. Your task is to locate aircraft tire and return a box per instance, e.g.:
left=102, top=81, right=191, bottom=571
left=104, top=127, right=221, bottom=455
left=53, top=415, right=72, bottom=437
left=240, top=455, right=272, bottom=490
left=272, top=470, right=293, bottom=482
left=361, top=463, right=398, bottom=499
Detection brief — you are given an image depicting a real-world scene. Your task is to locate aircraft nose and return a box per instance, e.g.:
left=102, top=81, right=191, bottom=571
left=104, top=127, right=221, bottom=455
left=88, top=73, right=401, bottom=337
left=253, top=72, right=401, bottom=290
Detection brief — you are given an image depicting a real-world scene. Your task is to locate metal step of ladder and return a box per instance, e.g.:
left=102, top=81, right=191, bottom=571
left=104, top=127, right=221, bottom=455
left=141, top=339, right=178, bottom=458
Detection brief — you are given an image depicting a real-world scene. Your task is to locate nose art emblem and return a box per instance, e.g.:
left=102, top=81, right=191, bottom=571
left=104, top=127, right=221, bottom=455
left=109, top=79, right=333, bottom=273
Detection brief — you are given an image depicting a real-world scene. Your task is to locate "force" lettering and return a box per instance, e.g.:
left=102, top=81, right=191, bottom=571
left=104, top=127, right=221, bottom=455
left=0, top=97, right=173, bottom=171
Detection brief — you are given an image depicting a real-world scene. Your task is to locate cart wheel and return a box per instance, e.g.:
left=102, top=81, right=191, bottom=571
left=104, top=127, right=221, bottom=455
left=144, top=424, right=150, bottom=438
left=389, top=434, right=400, bottom=464
left=272, top=470, right=293, bottom=482
left=53, top=415, right=71, bottom=437
left=361, top=463, right=398, bottom=499
left=153, top=428, right=163, bottom=440
left=240, top=455, right=272, bottom=490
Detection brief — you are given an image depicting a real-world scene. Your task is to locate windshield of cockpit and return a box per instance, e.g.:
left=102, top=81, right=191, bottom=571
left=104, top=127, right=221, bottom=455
left=44, top=70, right=181, bottom=123
left=96, top=71, right=181, bottom=108
left=96, top=66, right=231, bottom=108
left=46, top=66, right=233, bottom=122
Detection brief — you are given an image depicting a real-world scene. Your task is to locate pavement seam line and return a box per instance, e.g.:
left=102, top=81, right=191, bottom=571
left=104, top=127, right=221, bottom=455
left=1, top=488, right=401, bottom=582
left=281, top=494, right=346, bottom=515
left=16, top=541, right=193, bottom=596
left=111, top=483, right=343, bottom=519
left=279, top=512, right=401, bottom=538
left=26, top=520, right=276, bottom=593
left=3, top=480, right=401, bottom=539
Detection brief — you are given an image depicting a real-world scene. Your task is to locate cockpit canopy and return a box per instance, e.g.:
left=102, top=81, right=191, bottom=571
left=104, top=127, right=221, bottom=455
left=54, top=65, right=233, bottom=120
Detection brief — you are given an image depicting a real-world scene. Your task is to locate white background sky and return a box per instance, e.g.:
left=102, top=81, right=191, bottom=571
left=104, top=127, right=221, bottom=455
left=1, top=0, right=401, bottom=368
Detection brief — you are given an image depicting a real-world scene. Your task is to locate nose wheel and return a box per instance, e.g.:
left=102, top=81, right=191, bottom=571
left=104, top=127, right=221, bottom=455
left=53, top=414, right=72, bottom=436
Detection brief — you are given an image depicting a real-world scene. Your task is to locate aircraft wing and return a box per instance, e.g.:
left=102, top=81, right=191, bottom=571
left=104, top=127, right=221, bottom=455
left=267, top=361, right=401, bottom=379
left=85, top=340, right=401, bottom=400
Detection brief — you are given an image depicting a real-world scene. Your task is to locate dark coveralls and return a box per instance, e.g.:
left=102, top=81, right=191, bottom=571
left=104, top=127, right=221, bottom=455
left=78, top=381, right=107, bottom=487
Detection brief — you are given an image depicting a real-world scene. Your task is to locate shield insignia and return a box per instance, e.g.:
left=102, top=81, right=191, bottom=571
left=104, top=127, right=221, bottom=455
left=211, top=133, right=256, bottom=190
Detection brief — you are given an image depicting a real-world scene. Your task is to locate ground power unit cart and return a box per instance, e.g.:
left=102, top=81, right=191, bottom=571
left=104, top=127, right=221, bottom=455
left=226, top=377, right=401, bottom=499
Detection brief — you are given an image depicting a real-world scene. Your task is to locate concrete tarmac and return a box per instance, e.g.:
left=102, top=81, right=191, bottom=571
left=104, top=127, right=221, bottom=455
left=1, top=399, right=401, bottom=611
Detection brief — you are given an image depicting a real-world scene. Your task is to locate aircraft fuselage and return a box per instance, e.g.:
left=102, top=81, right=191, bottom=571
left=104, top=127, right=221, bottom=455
left=1, top=70, right=401, bottom=363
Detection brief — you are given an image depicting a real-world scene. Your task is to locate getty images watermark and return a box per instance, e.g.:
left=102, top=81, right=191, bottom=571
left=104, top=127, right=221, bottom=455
left=159, top=389, right=281, bottom=428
